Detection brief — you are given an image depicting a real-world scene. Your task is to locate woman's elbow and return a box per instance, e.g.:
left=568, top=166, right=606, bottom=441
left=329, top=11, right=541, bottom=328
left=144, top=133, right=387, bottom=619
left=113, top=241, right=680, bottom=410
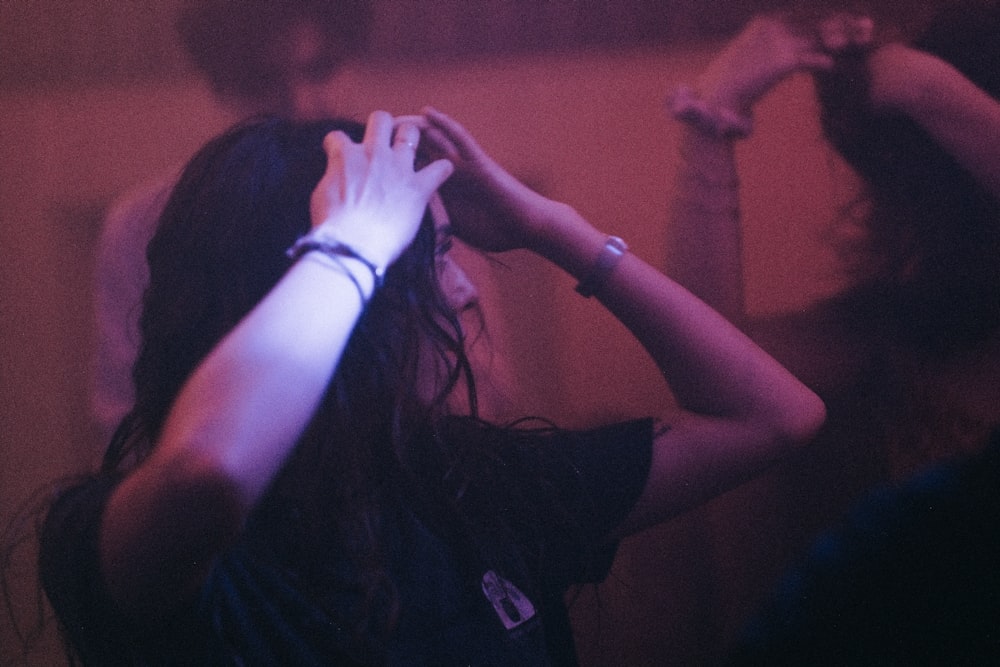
left=773, top=390, right=827, bottom=448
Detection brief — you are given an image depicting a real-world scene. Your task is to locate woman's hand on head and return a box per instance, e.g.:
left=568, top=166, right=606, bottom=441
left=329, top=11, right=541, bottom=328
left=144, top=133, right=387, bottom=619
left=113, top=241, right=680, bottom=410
left=414, top=107, right=568, bottom=254
left=697, top=13, right=872, bottom=114
left=309, top=110, right=454, bottom=268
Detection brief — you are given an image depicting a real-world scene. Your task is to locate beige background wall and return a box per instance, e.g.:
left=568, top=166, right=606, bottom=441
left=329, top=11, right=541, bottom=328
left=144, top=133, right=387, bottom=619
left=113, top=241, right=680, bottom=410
left=1, top=45, right=853, bottom=665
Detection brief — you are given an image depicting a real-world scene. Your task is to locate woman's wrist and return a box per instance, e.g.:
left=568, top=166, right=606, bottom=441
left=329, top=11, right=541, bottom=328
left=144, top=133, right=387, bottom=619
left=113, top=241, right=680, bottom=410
left=291, top=245, right=379, bottom=306
left=525, top=202, right=602, bottom=271
left=575, top=236, right=629, bottom=298
left=667, top=85, right=753, bottom=140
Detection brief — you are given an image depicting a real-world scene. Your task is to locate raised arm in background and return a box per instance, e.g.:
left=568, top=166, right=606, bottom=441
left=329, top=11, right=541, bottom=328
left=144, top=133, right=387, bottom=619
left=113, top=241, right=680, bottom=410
left=664, top=15, right=868, bottom=327
left=666, top=11, right=1000, bottom=326
left=865, top=42, right=1000, bottom=203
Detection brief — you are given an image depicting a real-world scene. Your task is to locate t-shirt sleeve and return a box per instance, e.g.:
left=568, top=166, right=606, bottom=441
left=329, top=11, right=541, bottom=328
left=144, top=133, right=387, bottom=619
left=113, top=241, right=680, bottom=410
left=534, top=418, right=655, bottom=586
left=460, top=418, right=655, bottom=589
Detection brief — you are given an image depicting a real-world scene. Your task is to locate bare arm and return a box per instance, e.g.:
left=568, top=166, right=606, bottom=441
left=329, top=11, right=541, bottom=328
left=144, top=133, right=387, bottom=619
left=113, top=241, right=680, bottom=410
left=868, top=43, right=1000, bottom=202
left=97, top=112, right=453, bottom=614
left=551, top=214, right=827, bottom=535
left=666, top=127, right=744, bottom=324
left=421, top=107, right=826, bottom=538
left=665, top=15, right=871, bottom=326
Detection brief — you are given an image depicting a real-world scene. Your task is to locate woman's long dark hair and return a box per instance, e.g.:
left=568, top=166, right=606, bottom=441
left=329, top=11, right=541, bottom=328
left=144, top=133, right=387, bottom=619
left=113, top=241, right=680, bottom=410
left=815, top=2, right=1000, bottom=356
left=105, top=116, right=480, bottom=647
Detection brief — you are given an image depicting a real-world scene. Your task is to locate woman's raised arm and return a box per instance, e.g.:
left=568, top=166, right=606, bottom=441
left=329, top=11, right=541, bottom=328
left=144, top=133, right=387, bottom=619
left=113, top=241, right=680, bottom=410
left=866, top=42, right=1000, bottom=202
left=96, top=111, right=452, bottom=615
left=421, top=107, right=826, bottom=538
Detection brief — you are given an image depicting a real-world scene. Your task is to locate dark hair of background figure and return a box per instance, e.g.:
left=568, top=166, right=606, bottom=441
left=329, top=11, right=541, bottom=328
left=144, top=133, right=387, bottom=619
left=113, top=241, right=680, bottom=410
left=815, top=1, right=1000, bottom=356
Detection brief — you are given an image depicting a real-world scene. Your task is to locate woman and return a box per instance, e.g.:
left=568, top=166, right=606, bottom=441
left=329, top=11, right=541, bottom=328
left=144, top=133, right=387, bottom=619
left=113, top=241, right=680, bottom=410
left=40, top=109, right=823, bottom=665
left=665, top=3, right=1000, bottom=653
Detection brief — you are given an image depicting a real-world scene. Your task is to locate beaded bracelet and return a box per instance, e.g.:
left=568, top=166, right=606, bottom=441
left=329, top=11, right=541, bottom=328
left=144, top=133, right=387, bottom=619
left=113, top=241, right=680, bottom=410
left=575, top=236, right=628, bottom=298
left=667, top=85, right=753, bottom=140
left=286, top=235, right=386, bottom=305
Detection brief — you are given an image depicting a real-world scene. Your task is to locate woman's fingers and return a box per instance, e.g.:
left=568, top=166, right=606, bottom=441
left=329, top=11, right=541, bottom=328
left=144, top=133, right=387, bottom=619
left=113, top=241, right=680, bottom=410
left=422, top=107, right=484, bottom=160
left=416, top=158, right=455, bottom=194
left=420, top=125, right=461, bottom=163
left=362, top=110, right=395, bottom=151
left=817, top=14, right=874, bottom=52
left=392, top=121, right=422, bottom=163
left=390, top=116, right=454, bottom=190
left=798, top=49, right=836, bottom=71
left=321, top=129, right=351, bottom=164
left=317, top=109, right=452, bottom=208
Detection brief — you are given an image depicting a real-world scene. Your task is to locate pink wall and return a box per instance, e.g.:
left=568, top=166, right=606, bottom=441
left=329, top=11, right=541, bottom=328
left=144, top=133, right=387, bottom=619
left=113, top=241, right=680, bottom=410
left=1, top=47, right=856, bottom=665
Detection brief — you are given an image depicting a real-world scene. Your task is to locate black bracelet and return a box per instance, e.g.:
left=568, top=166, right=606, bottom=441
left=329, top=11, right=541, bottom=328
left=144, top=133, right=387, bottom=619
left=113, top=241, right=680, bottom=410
left=575, top=236, right=628, bottom=298
left=286, top=236, right=386, bottom=302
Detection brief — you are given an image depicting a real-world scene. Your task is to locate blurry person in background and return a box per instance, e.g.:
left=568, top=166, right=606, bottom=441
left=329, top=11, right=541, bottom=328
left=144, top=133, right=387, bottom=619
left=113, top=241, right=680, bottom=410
left=665, top=2, right=1000, bottom=651
left=177, top=0, right=372, bottom=119
left=93, top=0, right=374, bottom=445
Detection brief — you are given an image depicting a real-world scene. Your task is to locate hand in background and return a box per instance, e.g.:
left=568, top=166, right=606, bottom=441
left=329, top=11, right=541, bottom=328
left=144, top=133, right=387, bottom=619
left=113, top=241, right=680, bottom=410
left=697, top=14, right=873, bottom=114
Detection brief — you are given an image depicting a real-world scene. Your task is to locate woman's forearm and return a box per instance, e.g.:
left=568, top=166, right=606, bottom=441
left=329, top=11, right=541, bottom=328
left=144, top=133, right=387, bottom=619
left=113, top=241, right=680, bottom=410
left=152, top=253, right=372, bottom=504
left=533, top=208, right=824, bottom=442
left=873, top=45, right=1000, bottom=202
left=99, top=254, right=370, bottom=612
left=665, top=126, right=747, bottom=326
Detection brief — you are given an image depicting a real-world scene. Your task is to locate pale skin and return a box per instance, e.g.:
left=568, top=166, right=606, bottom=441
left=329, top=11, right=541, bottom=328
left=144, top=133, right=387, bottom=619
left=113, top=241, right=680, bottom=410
left=98, top=107, right=825, bottom=618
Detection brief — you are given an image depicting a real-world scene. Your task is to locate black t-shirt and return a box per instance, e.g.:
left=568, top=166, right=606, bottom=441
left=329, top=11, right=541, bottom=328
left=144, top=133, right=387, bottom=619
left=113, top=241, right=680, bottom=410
left=41, top=418, right=654, bottom=666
